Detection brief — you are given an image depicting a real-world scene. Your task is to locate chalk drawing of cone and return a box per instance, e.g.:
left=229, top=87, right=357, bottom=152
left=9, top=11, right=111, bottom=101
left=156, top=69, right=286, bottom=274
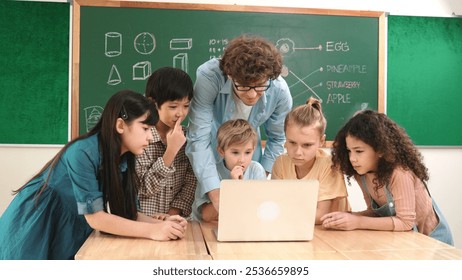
left=107, top=64, right=121, bottom=85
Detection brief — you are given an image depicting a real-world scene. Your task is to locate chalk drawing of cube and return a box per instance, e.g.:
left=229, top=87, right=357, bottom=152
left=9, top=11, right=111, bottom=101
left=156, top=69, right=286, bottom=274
left=133, top=61, right=151, bottom=80
left=173, top=53, right=188, bottom=73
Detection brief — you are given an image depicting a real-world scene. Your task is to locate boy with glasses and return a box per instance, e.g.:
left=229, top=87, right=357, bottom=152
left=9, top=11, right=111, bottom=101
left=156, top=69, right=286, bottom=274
left=186, top=34, right=292, bottom=220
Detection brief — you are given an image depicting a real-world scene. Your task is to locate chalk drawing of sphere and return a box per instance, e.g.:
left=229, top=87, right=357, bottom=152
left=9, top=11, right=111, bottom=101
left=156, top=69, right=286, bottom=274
left=134, top=32, right=156, bottom=55
left=275, top=38, right=295, bottom=56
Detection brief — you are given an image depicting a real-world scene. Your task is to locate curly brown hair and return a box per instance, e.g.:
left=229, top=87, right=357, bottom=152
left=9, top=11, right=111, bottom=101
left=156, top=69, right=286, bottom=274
left=219, top=34, right=282, bottom=84
left=331, top=110, right=429, bottom=191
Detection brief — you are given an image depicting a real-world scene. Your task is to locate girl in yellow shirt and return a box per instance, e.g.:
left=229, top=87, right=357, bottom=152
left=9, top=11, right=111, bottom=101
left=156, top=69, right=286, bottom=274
left=272, top=97, right=350, bottom=224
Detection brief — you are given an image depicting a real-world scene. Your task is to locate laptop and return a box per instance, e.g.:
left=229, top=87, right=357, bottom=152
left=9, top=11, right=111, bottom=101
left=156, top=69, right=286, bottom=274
left=216, top=179, right=319, bottom=242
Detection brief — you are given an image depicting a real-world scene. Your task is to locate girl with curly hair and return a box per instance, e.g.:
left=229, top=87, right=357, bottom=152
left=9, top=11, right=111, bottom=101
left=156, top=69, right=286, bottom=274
left=321, top=110, right=453, bottom=245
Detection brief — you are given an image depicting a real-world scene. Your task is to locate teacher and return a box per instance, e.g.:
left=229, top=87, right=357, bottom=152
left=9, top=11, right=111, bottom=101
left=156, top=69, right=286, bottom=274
left=186, top=34, right=292, bottom=220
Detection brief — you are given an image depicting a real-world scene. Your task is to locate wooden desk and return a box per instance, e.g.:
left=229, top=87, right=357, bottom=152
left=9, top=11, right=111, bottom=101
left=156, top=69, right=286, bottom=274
left=340, top=248, right=462, bottom=260
left=75, top=220, right=462, bottom=260
left=199, top=222, right=347, bottom=260
left=315, top=226, right=462, bottom=260
left=75, top=221, right=211, bottom=260
left=200, top=222, right=462, bottom=260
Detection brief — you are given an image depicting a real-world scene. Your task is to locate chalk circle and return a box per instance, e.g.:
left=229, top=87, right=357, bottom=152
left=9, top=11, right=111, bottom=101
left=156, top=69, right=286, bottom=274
left=275, top=38, right=294, bottom=56
left=134, top=32, right=156, bottom=55
left=257, top=201, right=280, bottom=221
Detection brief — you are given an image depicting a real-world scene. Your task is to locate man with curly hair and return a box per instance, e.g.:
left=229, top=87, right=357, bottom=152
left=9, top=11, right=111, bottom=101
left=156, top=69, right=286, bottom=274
left=186, top=34, right=292, bottom=221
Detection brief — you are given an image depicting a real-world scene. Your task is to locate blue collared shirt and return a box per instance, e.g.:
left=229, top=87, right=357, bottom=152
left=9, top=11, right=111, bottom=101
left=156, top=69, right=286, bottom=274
left=186, top=58, right=292, bottom=197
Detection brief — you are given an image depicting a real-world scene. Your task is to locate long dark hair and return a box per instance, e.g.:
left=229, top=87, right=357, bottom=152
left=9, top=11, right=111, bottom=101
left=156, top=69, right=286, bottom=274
left=331, top=110, right=428, bottom=191
left=14, top=90, right=158, bottom=220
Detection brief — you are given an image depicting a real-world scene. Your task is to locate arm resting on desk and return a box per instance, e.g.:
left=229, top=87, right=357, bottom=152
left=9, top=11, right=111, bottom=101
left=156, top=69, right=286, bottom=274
left=84, top=210, right=187, bottom=241
left=320, top=211, right=395, bottom=231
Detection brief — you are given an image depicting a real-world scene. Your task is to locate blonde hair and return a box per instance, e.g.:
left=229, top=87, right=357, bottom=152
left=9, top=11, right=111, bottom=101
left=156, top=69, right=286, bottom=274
left=217, top=119, right=258, bottom=151
left=284, top=97, right=326, bottom=136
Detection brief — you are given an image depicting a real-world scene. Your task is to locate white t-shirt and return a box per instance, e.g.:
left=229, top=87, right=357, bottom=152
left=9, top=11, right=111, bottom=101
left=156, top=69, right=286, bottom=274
left=232, top=90, right=252, bottom=120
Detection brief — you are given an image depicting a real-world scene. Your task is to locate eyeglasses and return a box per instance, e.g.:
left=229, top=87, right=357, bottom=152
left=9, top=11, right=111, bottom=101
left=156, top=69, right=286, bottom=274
left=233, top=80, right=272, bottom=92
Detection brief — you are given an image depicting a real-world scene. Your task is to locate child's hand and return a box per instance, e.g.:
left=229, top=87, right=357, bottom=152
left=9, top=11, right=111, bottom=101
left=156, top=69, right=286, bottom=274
left=149, top=220, right=186, bottom=240
left=152, top=213, right=170, bottom=221
left=165, top=214, right=188, bottom=230
left=320, top=211, right=357, bottom=230
left=230, top=165, right=245, bottom=180
left=166, top=116, right=186, bottom=155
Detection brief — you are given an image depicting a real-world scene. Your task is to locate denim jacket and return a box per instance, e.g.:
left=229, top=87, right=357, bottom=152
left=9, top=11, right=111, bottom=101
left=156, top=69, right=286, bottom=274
left=186, top=58, right=292, bottom=197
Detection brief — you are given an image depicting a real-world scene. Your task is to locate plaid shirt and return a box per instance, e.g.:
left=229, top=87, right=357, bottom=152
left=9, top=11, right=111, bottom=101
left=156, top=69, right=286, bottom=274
left=136, top=126, right=197, bottom=217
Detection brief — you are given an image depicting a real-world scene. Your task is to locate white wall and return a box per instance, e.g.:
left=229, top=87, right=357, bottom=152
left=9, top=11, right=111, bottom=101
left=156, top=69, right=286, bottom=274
left=2, top=0, right=461, bottom=248
left=0, top=146, right=61, bottom=213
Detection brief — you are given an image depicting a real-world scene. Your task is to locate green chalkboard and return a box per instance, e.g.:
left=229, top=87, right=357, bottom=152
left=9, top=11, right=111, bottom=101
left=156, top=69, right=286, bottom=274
left=0, top=1, right=69, bottom=145
left=75, top=1, right=385, bottom=141
left=388, top=16, right=462, bottom=146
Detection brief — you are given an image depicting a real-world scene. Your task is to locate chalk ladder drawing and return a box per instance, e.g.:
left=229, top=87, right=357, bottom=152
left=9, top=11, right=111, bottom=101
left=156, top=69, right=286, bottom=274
left=105, top=32, right=122, bottom=57
left=134, top=32, right=156, bottom=55
left=84, top=106, right=103, bottom=132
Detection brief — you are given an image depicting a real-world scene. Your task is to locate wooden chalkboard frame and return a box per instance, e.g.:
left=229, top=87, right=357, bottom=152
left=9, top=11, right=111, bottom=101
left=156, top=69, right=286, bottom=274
left=72, top=0, right=386, bottom=147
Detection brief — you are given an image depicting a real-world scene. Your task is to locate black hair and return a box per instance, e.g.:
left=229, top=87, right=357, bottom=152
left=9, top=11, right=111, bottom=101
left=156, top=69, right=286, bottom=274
left=15, top=90, right=158, bottom=220
left=145, top=67, right=193, bottom=107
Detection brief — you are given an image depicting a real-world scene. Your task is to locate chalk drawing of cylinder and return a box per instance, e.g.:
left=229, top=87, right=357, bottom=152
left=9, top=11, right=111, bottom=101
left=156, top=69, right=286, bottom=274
left=105, top=32, right=122, bottom=57
left=173, top=53, right=188, bottom=73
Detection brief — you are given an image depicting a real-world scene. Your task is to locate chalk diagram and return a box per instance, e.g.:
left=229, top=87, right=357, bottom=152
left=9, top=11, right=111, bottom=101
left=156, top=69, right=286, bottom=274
left=170, top=38, right=192, bottom=73
left=107, top=64, right=121, bottom=85
left=104, top=32, right=193, bottom=85
left=276, top=38, right=325, bottom=102
left=133, top=61, right=152, bottom=80
left=134, top=32, right=156, bottom=55
left=104, top=32, right=156, bottom=85
left=84, top=106, right=103, bottom=132
left=208, top=38, right=228, bottom=59
left=105, top=32, right=122, bottom=57
left=276, top=38, right=322, bottom=56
